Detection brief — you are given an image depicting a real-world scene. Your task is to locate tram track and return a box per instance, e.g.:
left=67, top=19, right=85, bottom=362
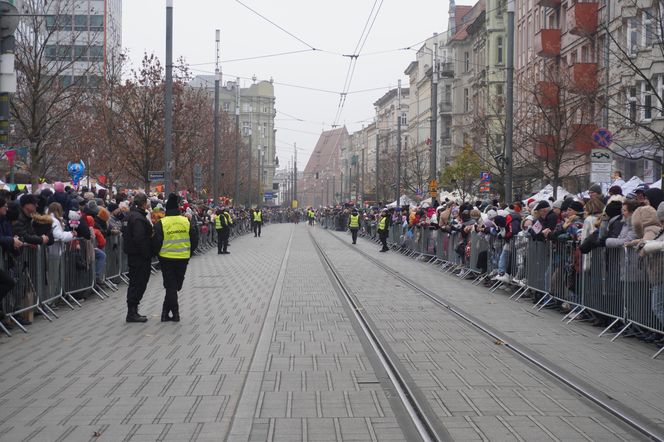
left=309, top=230, right=447, bottom=442
left=314, top=229, right=664, bottom=442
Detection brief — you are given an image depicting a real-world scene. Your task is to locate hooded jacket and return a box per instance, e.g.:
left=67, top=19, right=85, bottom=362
left=632, top=205, right=660, bottom=241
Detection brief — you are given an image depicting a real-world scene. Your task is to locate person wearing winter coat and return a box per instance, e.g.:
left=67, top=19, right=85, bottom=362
left=0, top=197, right=21, bottom=319
left=48, top=202, right=75, bottom=243
left=83, top=200, right=107, bottom=284
left=13, top=195, right=50, bottom=246
left=641, top=202, right=664, bottom=339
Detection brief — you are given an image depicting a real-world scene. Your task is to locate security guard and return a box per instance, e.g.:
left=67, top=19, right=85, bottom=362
left=252, top=207, right=263, bottom=237
left=152, top=194, right=198, bottom=322
left=220, top=207, right=233, bottom=253
left=214, top=208, right=227, bottom=254
left=308, top=208, right=315, bottom=226
left=377, top=208, right=390, bottom=252
left=348, top=208, right=360, bottom=244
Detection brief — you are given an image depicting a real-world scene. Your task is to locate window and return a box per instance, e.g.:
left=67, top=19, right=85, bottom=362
left=89, top=15, right=104, bottom=31
left=46, top=15, right=71, bottom=31
left=496, top=0, right=504, bottom=18
left=444, top=84, right=451, bottom=103
left=642, top=8, right=655, bottom=47
left=497, top=37, right=504, bottom=64
left=88, top=45, right=103, bottom=61
left=642, top=81, right=653, bottom=121
left=242, top=121, right=251, bottom=136
left=400, top=112, right=407, bottom=126
left=496, top=84, right=504, bottom=107
left=463, top=88, right=469, bottom=113
left=658, top=75, right=664, bottom=118
left=628, top=86, right=637, bottom=122
left=74, top=15, right=87, bottom=31
left=223, top=102, right=230, bottom=112
left=627, top=17, right=639, bottom=56
left=464, top=52, right=470, bottom=72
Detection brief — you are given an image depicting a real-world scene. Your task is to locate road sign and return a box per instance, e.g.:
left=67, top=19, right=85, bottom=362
left=148, top=170, right=165, bottom=182
left=480, top=172, right=492, bottom=182
left=264, top=192, right=274, bottom=200
left=592, top=127, right=613, bottom=148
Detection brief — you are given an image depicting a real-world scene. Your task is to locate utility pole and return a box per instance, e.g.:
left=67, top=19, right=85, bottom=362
left=234, top=77, right=240, bottom=206
left=348, top=160, right=352, bottom=202
left=505, top=0, right=515, bottom=204
left=332, top=175, right=336, bottom=205
left=248, top=132, right=253, bottom=206
left=396, top=79, right=402, bottom=205
left=602, top=0, right=610, bottom=129
left=375, top=131, right=380, bottom=204
left=260, top=147, right=265, bottom=206
left=430, top=40, right=439, bottom=184
left=361, top=148, right=365, bottom=205
left=340, top=171, right=344, bottom=204
left=293, top=144, right=298, bottom=206
left=164, top=0, right=174, bottom=195
left=212, top=29, right=221, bottom=204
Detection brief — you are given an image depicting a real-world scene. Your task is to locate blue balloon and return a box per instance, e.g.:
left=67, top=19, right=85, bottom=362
left=67, top=160, right=86, bottom=186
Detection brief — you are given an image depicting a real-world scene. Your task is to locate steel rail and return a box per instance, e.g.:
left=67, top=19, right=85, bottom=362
left=325, top=229, right=664, bottom=442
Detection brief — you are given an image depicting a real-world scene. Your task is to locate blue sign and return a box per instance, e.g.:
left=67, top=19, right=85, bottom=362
left=592, top=127, right=613, bottom=148
left=264, top=192, right=274, bottom=200
left=480, top=172, right=492, bottom=182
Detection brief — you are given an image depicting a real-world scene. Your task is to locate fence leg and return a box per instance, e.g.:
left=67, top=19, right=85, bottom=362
left=41, top=303, right=59, bottom=319
left=0, top=320, right=11, bottom=337
left=534, top=294, right=551, bottom=310
left=65, top=293, right=82, bottom=308
left=611, top=321, right=633, bottom=342
left=565, top=307, right=587, bottom=324
left=599, top=317, right=621, bottom=337
left=562, top=305, right=580, bottom=322
left=91, top=287, right=107, bottom=300
left=8, top=315, right=28, bottom=333
left=652, top=346, right=664, bottom=360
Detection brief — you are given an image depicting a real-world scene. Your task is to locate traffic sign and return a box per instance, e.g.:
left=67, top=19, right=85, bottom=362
left=480, top=172, right=492, bottom=182
left=264, top=192, right=274, bottom=200
left=148, top=170, right=165, bottom=182
left=592, top=127, right=613, bottom=148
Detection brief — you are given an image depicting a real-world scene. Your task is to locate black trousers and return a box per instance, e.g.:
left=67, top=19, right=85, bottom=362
left=159, top=259, right=188, bottom=312
left=379, top=234, right=388, bottom=250
left=220, top=229, right=230, bottom=252
left=0, top=267, right=15, bottom=308
left=253, top=222, right=262, bottom=237
left=350, top=228, right=358, bottom=243
left=126, top=255, right=152, bottom=307
left=216, top=229, right=223, bottom=253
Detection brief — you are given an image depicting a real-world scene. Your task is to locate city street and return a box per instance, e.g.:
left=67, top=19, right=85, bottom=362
left=0, top=224, right=661, bottom=441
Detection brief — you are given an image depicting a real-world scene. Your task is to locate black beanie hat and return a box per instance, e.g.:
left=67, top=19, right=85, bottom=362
left=645, top=188, right=664, bottom=210
left=165, top=193, right=179, bottom=211
left=605, top=201, right=622, bottom=219
left=568, top=200, right=584, bottom=213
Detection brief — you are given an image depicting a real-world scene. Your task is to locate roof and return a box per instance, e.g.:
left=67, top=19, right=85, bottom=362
left=451, top=1, right=485, bottom=42
left=303, top=127, right=348, bottom=175
left=455, top=5, right=473, bottom=29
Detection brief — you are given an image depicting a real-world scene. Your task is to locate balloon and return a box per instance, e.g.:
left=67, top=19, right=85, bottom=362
left=67, top=160, right=86, bottom=187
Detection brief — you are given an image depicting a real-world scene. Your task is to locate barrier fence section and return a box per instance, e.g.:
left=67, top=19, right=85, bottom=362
left=330, top=215, right=664, bottom=360
left=0, top=216, right=271, bottom=338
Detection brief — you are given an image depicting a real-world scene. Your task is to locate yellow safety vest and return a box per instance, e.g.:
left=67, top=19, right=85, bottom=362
left=159, top=215, right=191, bottom=259
left=253, top=211, right=262, bottom=222
left=215, top=214, right=223, bottom=229
left=378, top=217, right=387, bottom=231
left=224, top=212, right=232, bottom=225
left=349, top=214, right=359, bottom=228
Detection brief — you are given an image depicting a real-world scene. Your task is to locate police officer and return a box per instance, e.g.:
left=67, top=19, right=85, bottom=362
left=218, top=207, right=232, bottom=254
left=377, top=208, right=390, bottom=252
left=252, top=207, right=262, bottom=237
left=124, top=193, right=153, bottom=323
left=348, top=208, right=360, bottom=244
left=215, top=208, right=226, bottom=254
left=152, top=194, right=198, bottom=322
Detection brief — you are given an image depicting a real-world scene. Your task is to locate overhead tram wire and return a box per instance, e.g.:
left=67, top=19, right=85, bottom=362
left=332, top=0, right=385, bottom=128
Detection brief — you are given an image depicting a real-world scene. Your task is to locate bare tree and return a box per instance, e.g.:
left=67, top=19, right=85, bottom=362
left=11, top=0, right=101, bottom=186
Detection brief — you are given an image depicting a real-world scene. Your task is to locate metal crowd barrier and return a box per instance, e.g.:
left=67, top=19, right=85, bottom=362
left=351, top=222, right=664, bottom=359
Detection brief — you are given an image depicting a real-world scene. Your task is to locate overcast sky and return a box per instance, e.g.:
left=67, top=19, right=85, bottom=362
left=122, top=0, right=475, bottom=169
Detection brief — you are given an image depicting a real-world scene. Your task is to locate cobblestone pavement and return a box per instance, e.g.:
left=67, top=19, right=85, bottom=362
left=315, top=228, right=650, bottom=441
left=1, top=223, right=659, bottom=441
left=0, top=225, right=409, bottom=442
left=327, top=228, right=664, bottom=430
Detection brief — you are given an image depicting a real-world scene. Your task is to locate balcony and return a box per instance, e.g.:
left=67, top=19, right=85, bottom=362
left=535, top=81, right=559, bottom=107
left=440, top=62, right=454, bottom=78
left=567, top=2, right=598, bottom=36
left=537, top=0, right=561, bottom=7
left=535, top=135, right=558, bottom=160
left=569, top=63, right=598, bottom=94
left=535, top=29, right=561, bottom=58
left=439, top=101, right=452, bottom=113
left=571, top=124, right=597, bottom=153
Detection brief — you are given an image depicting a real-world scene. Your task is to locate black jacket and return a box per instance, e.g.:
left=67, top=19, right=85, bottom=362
left=152, top=209, right=199, bottom=261
left=13, top=209, right=46, bottom=245
left=124, top=206, right=153, bottom=259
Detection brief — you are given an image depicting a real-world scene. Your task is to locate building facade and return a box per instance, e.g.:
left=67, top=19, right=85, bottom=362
left=301, top=127, right=348, bottom=208
left=190, top=76, right=277, bottom=203
left=45, top=0, right=122, bottom=85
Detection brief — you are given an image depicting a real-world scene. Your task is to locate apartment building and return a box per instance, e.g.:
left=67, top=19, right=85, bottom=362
left=190, top=76, right=277, bottom=202
left=45, top=0, right=122, bottom=86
